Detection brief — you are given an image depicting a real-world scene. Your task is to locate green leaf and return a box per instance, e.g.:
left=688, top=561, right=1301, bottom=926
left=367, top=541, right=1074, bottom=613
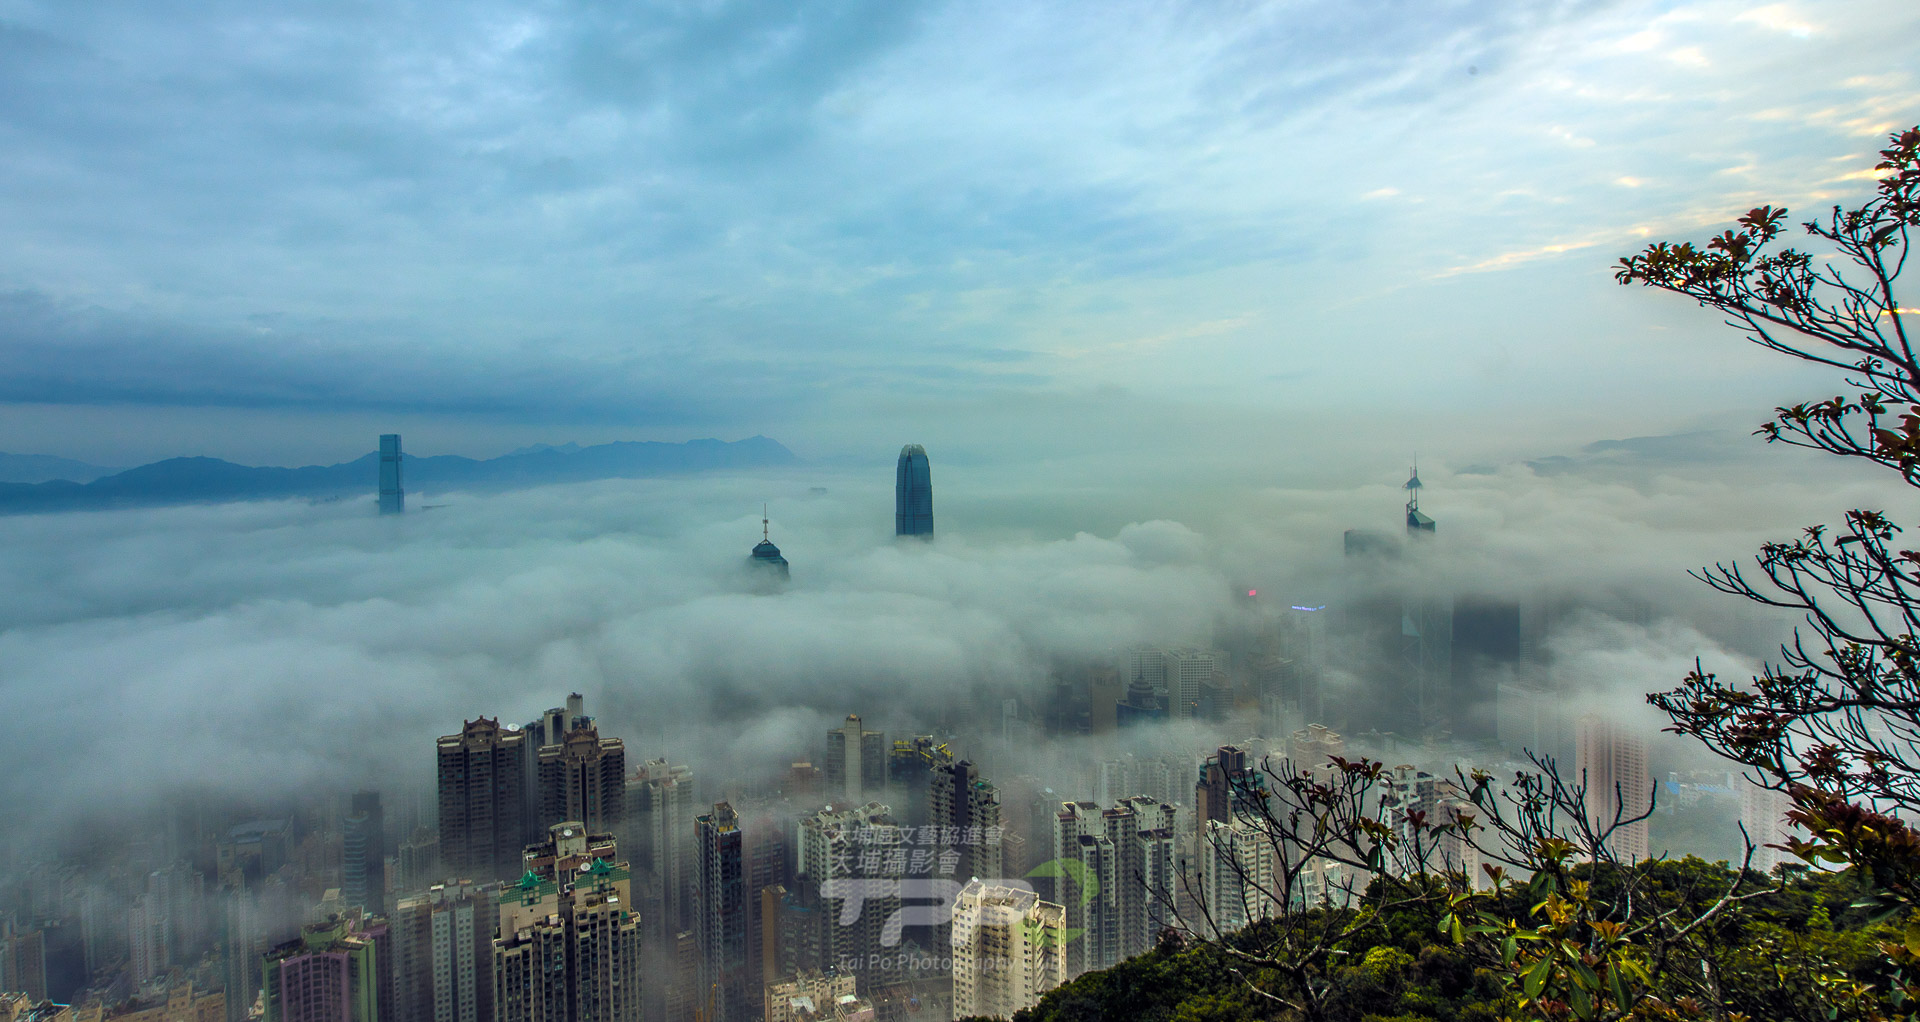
left=1501, top=935, right=1517, bottom=966
left=1570, top=980, right=1594, bottom=1020
left=1608, top=965, right=1629, bottom=1008
left=1905, top=914, right=1920, bottom=957
left=1523, top=955, right=1553, bottom=1000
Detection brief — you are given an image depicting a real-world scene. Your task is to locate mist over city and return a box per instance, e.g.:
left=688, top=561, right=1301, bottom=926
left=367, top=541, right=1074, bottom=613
left=3, top=1, right=1919, bottom=1021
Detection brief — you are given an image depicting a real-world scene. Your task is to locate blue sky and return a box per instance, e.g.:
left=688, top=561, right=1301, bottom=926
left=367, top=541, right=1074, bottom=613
left=0, top=0, right=1915, bottom=467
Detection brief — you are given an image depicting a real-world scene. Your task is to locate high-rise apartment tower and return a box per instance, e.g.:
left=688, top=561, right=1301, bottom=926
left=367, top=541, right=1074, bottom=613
left=437, top=718, right=529, bottom=881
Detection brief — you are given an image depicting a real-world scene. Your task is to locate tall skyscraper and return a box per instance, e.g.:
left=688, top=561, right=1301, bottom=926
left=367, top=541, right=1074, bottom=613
left=536, top=724, right=626, bottom=836
left=949, top=880, right=1067, bottom=1019
left=343, top=791, right=386, bottom=916
left=823, top=715, right=886, bottom=804
left=1404, top=465, right=1433, bottom=534
left=379, top=434, right=405, bottom=515
left=694, top=804, right=748, bottom=1022
left=437, top=718, right=530, bottom=882
left=893, top=444, right=933, bottom=538
left=749, top=509, right=790, bottom=581
left=493, top=824, right=642, bottom=1022
left=391, top=880, right=497, bottom=1022
left=1575, top=714, right=1652, bottom=863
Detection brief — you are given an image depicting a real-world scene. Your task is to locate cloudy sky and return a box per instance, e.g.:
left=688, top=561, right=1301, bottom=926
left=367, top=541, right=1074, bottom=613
left=0, top=0, right=1915, bottom=470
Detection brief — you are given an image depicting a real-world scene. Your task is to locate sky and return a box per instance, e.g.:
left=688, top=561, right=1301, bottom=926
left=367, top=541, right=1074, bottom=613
left=0, top=0, right=1916, bottom=470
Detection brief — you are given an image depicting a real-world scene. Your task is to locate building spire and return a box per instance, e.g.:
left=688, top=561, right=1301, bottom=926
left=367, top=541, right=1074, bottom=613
left=763, top=502, right=769, bottom=541
left=1404, top=461, right=1435, bottom=534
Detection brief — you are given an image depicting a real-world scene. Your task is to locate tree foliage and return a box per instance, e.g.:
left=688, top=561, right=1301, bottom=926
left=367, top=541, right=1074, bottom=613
left=1618, top=126, right=1920, bottom=925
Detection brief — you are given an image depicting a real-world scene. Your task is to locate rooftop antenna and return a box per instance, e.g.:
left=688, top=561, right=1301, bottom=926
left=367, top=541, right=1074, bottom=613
left=762, top=503, right=770, bottom=541
left=1404, top=458, right=1422, bottom=511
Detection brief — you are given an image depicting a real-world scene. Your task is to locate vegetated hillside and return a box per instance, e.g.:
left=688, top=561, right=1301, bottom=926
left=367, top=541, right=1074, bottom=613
left=0, top=435, right=798, bottom=513
left=961, top=861, right=1895, bottom=1022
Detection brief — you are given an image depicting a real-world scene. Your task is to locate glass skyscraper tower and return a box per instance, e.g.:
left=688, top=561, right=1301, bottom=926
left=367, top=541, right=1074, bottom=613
left=895, top=443, right=933, bottom=537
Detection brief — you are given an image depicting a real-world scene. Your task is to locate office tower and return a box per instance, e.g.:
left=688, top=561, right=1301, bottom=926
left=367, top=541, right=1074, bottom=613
left=948, top=880, right=1067, bottom=1019
left=1197, top=819, right=1281, bottom=935
left=1451, top=597, right=1521, bottom=743
left=694, top=804, right=748, bottom=1022
left=823, top=716, right=886, bottom=804
left=437, top=718, right=530, bottom=882
left=379, top=435, right=405, bottom=515
left=797, top=803, right=902, bottom=993
left=893, top=444, right=933, bottom=538
left=1195, top=746, right=1267, bottom=827
left=626, top=759, right=695, bottom=937
left=928, top=761, right=1003, bottom=884
left=343, top=791, right=386, bottom=916
left=1575, top=714, right=1652, bottom=863
left=537, top=725, right=626, bottom=836
left=749, top=510, right=790, bottom=581
left=1404, top=466, right=1433, bottom=534
left=1051, top=797, right=1177, bottom=977
left=1114, top=677, right=1166, bottom=727
left=1162, top=648, right=1225, bottom=721
left=391, top=880, right=496, bottom=1022
left=260, top=914, right=391, bottom=1022
left=494, top=824, right=642, bottom=1022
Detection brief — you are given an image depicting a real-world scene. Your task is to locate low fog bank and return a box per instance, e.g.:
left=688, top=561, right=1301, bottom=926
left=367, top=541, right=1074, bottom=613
left=0, top=435, right=1902, bottom=866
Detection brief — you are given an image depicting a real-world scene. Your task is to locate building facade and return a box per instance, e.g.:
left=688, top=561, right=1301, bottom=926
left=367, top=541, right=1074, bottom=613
left=948, top=880, right=1066, bottom=1020
left=437, top=719, right=530, bottom=882
left=493, top=824, right=641, bottom=1022
left=893, top=445, right=933, bottom=538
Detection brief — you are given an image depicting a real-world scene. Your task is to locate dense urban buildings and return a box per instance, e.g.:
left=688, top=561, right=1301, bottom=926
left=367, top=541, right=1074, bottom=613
left=893, top=444, right=933, bottom=538
left=1052, top=797, right=1177, bottom=976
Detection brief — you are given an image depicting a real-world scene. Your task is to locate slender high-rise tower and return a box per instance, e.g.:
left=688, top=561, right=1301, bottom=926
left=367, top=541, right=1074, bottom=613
left=380, top=434, right=406, bottom=515
left=894, top=444, right=933, bottom=538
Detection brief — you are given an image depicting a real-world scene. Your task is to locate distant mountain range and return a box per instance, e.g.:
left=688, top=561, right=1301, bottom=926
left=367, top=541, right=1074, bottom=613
left=0, top=452, right=123, bottom=484
left=0, top=436, right=797, bottom=513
